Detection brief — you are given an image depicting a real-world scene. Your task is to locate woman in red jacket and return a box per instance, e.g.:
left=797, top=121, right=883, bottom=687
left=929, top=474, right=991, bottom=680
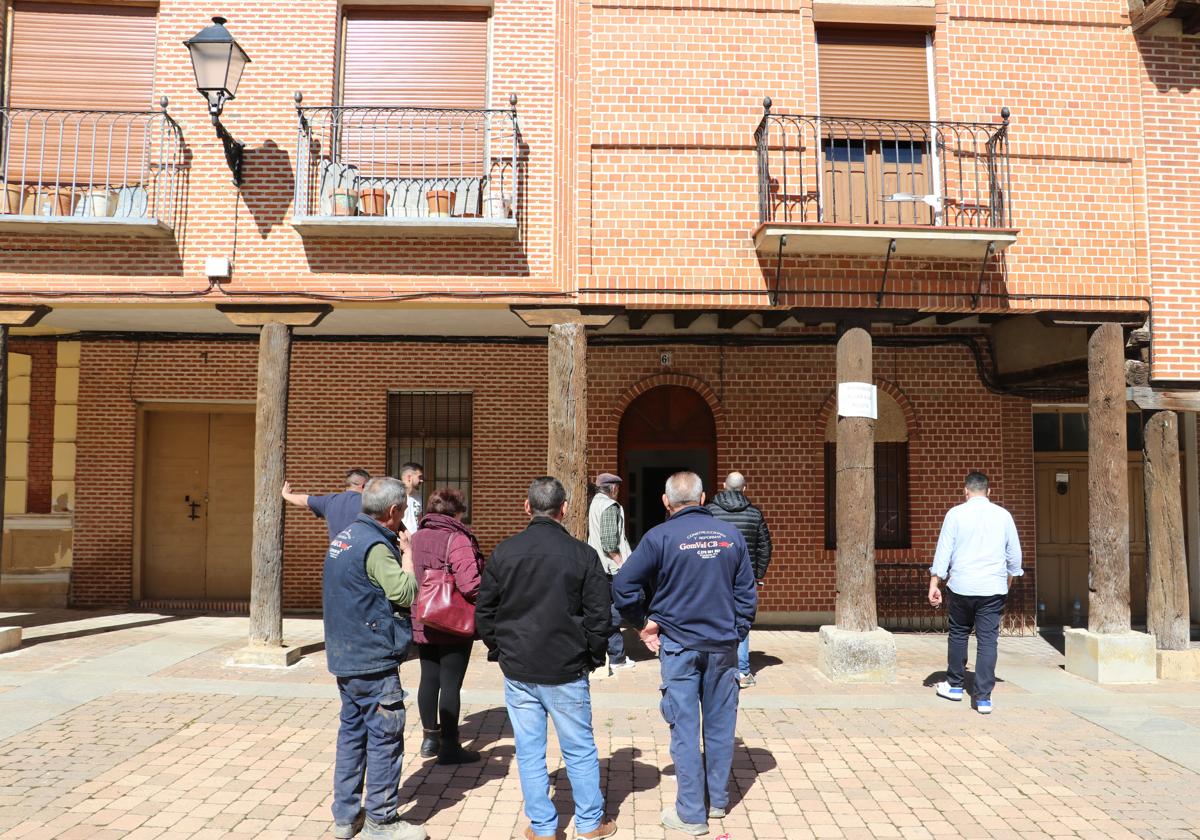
left=410, top=487, right=484, bottom=764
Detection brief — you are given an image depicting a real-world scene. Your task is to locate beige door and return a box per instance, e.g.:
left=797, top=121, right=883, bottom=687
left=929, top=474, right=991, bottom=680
left=1035, top=454, right=1147, bottom=625
left=142, top=410, right=254, bottom=600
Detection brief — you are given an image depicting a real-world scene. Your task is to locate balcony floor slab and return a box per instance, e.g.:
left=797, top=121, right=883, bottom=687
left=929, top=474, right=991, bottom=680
left=292, top=215, right=518, bottom=240
left=0, top=215, right=173, bottom=238
left=754, top=222, right=1018, bottom=260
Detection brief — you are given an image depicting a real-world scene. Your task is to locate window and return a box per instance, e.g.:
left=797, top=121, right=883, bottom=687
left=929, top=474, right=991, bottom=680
left=1032, top=410, right=1145, bottom=453
left=824, top=390, right=912, bottom=550
left=816, top=27, right=935, bottom=226
left=387, top=392, right=473, bottom=518
left=5, top=3, right=157, bottom=187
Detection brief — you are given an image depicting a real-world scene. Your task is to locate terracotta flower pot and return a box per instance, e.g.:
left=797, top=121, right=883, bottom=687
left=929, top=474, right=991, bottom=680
left=358, top=188, right=387, bottom=217
left=331, top=188, right=359, bottom=217
left=28, top=188, right=73, bottom=217
left=2, top=184, right=26, bottom=215
left=426, top=189, right=452, bottom=218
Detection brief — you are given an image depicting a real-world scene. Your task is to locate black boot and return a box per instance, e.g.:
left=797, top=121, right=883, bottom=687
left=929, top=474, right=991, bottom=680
left=419, top=728, right=441, bottom=759
left=436, top=743, right=481, bottom=765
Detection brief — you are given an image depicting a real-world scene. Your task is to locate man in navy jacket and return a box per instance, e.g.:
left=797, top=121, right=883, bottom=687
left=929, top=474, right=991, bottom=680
left=613, top=471, right=757, bottom=836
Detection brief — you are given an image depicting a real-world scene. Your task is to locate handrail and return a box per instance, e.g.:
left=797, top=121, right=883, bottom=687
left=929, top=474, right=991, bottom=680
left=755, top=100, right=1012, bottom=229
left=293, top=93, right=521, bottom=222
left=0, top=99, right=185, bottom=228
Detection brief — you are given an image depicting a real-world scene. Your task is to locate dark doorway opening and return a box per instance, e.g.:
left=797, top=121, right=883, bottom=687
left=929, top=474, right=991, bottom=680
left=618, top=385, right=718, bottom=544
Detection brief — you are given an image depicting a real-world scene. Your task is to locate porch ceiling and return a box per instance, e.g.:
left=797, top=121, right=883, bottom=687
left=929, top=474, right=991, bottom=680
left=753, top=223, right=1018, bottom=260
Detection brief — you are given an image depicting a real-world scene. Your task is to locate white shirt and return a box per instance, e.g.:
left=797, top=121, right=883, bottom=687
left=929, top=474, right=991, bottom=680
left=403, top=494, right=421, bottom=533
left=929, top=496, right=1022, bottom=596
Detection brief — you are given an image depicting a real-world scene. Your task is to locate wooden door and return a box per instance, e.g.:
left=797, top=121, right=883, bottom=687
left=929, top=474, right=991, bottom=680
left=1035, top=454, right=1147, bottom=625
left=142, top=410, right=254, bottom=600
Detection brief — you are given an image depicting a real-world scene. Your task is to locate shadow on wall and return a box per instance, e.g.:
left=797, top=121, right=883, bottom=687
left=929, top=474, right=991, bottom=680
left=240, top=139, right=294, bottom=239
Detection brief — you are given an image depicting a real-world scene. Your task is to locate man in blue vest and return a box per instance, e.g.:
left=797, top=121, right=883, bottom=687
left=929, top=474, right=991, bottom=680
left=323, top=476, right=426, bottom=840
left=613, top=471, right=757, bottom=836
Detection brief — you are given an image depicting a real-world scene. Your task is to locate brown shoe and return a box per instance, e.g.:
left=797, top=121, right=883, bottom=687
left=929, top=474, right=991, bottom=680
left=578, top=820, right=618, bottom=839
left=523, top=827, right=554, bottom=840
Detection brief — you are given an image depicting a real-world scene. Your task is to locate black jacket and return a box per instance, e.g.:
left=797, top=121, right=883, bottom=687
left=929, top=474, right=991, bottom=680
left=706, top=490, right=772, bottom=580
left=475, top=517, right=612, bottom=684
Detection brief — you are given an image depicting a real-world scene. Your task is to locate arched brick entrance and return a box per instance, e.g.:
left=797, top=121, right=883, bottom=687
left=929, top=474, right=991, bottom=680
left=617, top=384, right=718, bottom=542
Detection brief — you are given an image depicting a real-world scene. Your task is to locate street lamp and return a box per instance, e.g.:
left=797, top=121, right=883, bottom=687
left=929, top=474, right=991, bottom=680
left=184, top=16, right=250, bottom=185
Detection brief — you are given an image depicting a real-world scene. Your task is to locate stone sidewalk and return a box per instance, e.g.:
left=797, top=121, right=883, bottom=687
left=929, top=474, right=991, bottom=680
left=0, top=611, right=1198, bottom=839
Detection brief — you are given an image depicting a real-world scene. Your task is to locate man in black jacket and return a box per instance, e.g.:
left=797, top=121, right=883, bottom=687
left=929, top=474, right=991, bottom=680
left=706, top=471, right=772, bottom=688
left=476, top=477, right=617, bottom=840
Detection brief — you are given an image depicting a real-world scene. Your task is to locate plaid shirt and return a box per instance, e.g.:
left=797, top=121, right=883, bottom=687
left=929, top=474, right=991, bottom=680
left=598, top=503, right=624, bottom=555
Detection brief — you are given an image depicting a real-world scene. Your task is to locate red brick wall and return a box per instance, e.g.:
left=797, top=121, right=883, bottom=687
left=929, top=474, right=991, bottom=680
left=10, top=339, right=56, bottom=514
left=71, top=337, right=1036, bottom=621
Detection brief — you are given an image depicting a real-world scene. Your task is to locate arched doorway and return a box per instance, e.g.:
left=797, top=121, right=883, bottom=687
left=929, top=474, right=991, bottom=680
left=618, top=385, right=717, bottom=544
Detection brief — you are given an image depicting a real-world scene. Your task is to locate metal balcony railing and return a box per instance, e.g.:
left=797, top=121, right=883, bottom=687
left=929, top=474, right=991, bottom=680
left=755, top=103, right=1012, bottom=230
left=293, top=96, right=520, bottom=227
left=0, top=101, right=185, bottom=230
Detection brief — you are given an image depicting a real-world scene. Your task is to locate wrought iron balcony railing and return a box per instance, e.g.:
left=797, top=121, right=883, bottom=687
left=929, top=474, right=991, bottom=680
left=293, top=95, right=520, bottom=237
left=0, top=101, right=185, bottom=234
left=755, top=104, right=1012, bottom=230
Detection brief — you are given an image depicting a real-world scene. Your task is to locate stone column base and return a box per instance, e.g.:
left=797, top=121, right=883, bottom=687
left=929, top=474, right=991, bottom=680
left=1157, top=648, right=1200, bottom=681
left=817, top=625, right=897, bottom=682
left=0, top=626, right=20, bottom=653
left=229, top=642, right=305, bottom=669
left=1064, top=628, right=1156, bottom=683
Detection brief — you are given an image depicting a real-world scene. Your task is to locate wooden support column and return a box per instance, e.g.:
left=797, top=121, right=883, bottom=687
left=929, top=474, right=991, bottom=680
left=547, top=323, right=588, bottom=540
left=1184, top=414, right=1200, bottom=623
left=835, top=325, right=877, bottom=632
left=248, top=321, right=291, bottom=648
left=219, top=304, right=329, bottom=666
left=1087, top=322, right=1131, bottom=634
left=1144, top=411, right=1190, bottom=651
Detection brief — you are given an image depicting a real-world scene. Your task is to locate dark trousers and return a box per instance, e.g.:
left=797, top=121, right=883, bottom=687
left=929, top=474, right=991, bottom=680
left=607, top=602, right=627, bottom=664
left=333, top=669, right=406, bottom=825
left=417, top=641, right=472, bottom=744
left=946, top=591, right=1007, bottom=701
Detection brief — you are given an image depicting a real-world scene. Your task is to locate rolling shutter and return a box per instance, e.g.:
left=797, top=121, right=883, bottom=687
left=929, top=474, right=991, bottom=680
left=342, top=9, right=488, bottom=108
left=817, top=28, right=930, bottom=122
left=5, top=2, right=157, bottom=186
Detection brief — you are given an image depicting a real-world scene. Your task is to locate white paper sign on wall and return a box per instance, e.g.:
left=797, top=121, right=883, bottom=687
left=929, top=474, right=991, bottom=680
left=837, top=382, right=878, bottom=419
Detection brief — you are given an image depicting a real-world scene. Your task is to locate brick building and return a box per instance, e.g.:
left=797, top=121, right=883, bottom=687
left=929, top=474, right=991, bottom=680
left=0, top=0, right=1197, bottom=635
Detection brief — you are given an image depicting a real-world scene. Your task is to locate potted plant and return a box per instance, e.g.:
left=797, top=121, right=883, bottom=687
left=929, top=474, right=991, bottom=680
left=2, top=183, right=25, bottom=215
left=29, top=187, right=73, bottom=217
left=426, top=189, right=452, bottom=218
left=359, top=187, right=387, bottom=216
left=78, top=188, right=118, bottom=218
left=332, top=188, right=358, bottom=217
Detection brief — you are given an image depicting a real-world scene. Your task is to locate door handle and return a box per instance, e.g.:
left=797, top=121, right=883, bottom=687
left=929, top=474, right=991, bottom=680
left=184, top=495, right=201, bottom=520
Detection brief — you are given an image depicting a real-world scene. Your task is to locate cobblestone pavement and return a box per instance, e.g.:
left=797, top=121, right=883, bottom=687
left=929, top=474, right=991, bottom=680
left=0, top=611, right=1198, bottom=839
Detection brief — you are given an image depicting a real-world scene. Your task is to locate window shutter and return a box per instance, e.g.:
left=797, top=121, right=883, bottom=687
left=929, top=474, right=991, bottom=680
left=5, top=2, right=157, bottom=187
left=342, top=9, right=488, bottom=108
left=817, top=28, right=930, bottom=122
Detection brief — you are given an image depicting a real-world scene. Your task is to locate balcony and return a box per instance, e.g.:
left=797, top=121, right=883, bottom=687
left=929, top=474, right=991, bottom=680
left=753, top=106, right=1017, bottom=260
left=0, top=105, right=185, bottom=237
left=293, top=99, right=520, bottom=239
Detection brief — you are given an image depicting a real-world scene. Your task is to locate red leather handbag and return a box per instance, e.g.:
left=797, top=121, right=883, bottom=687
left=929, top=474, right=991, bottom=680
left=413, top=533, right=476, bottom=637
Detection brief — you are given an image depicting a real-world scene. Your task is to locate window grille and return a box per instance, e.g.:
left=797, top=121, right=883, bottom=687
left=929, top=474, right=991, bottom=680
left=824, top=441, right=911, bottom=550
left=387, top=391, right=473, bottom=520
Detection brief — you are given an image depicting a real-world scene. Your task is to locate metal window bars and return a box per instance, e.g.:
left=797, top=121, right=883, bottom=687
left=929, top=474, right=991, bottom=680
left=294, top=95, right=519, bottom=223
left=755, top=105, right=1011, bottom=230
left=0, top=99, right=185, bottom=228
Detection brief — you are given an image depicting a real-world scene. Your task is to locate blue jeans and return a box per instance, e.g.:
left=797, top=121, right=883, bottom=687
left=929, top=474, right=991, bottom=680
left=504, top=677, right=605, bottom=835
left=658, top=635, right=739, bottom=825
left=737, top=634, right=750, bottom=676
left=946, top=591, right=1007, bottom=701
left=607, top=603, right=626, bottom=664
left=333, top=669, right=407, bottom=825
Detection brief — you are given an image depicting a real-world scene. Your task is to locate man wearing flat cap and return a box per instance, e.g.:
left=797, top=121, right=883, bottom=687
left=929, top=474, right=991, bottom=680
left=587, top=472, right=635, bottom=673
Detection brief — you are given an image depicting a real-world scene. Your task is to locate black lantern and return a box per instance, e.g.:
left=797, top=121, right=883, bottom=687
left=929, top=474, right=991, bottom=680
left=184, top=16, right=250, bottom=185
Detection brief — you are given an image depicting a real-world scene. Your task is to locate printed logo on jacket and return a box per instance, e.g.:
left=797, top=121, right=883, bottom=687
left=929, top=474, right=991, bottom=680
left=678, top=530, right=734, bottom=559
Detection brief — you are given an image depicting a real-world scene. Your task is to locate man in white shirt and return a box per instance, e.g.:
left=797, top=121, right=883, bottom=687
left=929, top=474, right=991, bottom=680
left=928, top=472, right=1022, bottom=714
left=400, top=462, right=423, bottom=533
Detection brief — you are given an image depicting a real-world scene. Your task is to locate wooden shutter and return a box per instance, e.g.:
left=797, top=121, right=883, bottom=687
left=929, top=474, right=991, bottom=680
left=5, top=2, right=157, bottom=187
left=817, top=28, right=930, bottom=122
left=342, top=9, right=488, bottom=108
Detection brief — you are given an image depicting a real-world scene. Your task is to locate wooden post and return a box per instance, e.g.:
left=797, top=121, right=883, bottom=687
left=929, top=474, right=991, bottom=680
left=1144, top=410, right=1190, bottom=650
left=1088, top=322, right=1131, bottom=634
left=248, top=321, right=291, bottom=648
left=547, top=323, right=588, bottom=540
left=0, top=326, right=8, bottom=577
left=835, top=325, right=877, bottom=632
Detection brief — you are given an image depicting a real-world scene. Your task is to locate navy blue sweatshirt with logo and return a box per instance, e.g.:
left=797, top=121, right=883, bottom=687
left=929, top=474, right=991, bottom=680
left=613, top=505, right=757, bottom=652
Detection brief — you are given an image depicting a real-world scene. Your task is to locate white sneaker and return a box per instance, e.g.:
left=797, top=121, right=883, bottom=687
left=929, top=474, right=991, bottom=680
left=935, top=681, right=964, bottom=701
left=610, top=659, right=636, bottom=671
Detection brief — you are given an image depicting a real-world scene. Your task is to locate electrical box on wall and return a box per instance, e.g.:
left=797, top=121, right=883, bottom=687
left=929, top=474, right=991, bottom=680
left=205, top=257, right=231, bottom=282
